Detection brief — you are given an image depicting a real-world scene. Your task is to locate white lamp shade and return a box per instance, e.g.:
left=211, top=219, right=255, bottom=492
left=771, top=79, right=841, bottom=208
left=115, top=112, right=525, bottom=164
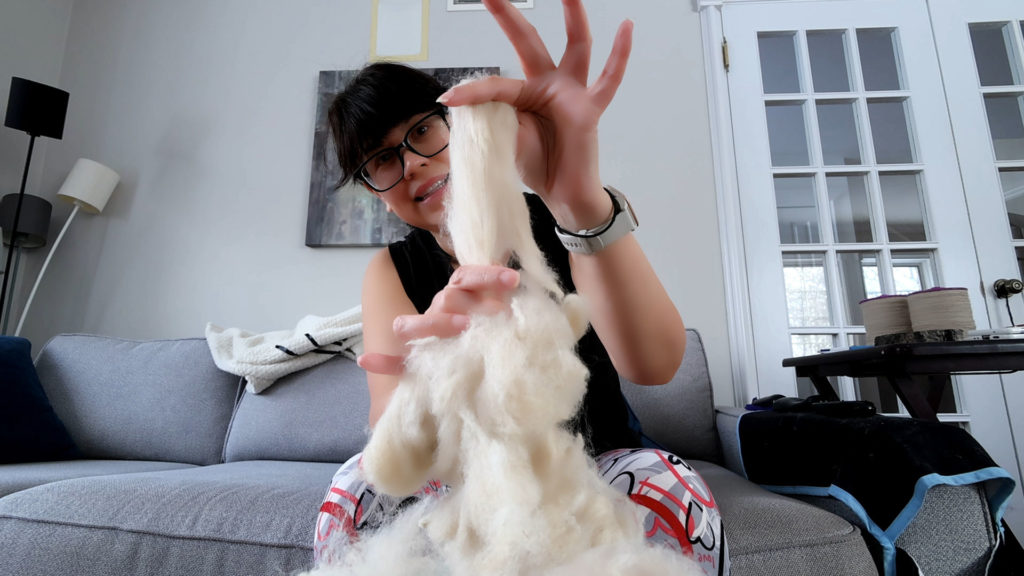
left=56, top=158, right=119, bottom=214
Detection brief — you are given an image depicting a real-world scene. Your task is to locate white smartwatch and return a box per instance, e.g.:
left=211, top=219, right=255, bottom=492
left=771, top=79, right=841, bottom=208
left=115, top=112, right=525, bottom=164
left=554, top=186, right=638, bottom=255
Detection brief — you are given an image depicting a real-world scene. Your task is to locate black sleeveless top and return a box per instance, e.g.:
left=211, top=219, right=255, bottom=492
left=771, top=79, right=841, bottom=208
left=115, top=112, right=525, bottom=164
left=387, top=193, right=643, bottom=454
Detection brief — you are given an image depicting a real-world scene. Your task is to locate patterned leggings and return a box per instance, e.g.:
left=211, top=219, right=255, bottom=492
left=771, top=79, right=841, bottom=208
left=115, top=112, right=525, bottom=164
left=314, top=448, right=729, bottom=576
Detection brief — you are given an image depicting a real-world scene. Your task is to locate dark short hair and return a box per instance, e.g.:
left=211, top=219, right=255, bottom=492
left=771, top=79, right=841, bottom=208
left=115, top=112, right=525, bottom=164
left=328, top=63, right=446, bottom=187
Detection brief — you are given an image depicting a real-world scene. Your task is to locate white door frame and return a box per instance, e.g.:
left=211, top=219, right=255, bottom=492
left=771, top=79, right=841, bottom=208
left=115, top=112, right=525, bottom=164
left=699, top=0, right=760, bottom=407
left=699, top=0, right=1024, bottom=531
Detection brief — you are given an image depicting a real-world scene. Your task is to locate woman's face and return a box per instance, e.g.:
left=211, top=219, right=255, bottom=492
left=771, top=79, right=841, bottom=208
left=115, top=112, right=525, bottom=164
left=360, top=111, right=451, bottom=234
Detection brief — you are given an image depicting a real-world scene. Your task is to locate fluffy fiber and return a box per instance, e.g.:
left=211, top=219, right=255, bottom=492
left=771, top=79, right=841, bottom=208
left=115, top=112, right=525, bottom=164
left=307, top=87, right=701, bottom=576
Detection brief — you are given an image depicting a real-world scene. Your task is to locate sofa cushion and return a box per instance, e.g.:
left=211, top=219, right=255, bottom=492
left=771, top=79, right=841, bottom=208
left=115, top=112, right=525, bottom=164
left=0, top=336, right=79, bottom=463
left=34, top=335, right=241, bottom=466
left=0, top=459, right=197, bottom=498
left=0, top=460, right=337, bottom=576
left=620, top=329, right=721, bottom=462
left=223, top=355, right=370, bottom=463
left=692, top=460, right=878, bottom=575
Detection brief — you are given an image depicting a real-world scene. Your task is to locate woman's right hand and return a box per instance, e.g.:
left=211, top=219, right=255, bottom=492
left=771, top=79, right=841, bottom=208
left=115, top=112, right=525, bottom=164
left=357, top=264, right=520, bottom=376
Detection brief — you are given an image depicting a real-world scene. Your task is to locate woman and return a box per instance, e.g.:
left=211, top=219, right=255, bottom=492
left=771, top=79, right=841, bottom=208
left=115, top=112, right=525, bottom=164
left=314, top=1, right=727, bottom=574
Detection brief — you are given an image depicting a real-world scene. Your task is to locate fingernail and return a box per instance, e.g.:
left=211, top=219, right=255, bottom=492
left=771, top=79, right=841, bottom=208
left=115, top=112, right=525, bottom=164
left=452, top=314, right=470, bottom=330
left=500, top=269, right=520, bottom=287
left=355, top=354, right=366, bottom=368
left=392, top=316, right=405, bottom=334
left=436, top=90, right=452, bottom=105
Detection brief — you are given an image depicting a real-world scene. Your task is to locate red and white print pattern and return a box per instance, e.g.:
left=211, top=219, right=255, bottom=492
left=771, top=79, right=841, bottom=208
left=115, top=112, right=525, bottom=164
left=314, top=448, right=728, bottom=575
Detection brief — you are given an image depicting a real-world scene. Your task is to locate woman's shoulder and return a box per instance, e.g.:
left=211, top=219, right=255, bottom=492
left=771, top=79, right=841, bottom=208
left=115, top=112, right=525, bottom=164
left=364, top=247, right=399, bottom=287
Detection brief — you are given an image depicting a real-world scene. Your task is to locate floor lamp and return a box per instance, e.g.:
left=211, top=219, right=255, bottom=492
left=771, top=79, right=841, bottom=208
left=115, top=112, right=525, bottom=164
left=0, top=193, right=51, bottom=334
left=1, top=77, right=69, bottom=334
left=14, top=158, right=119, bottom=337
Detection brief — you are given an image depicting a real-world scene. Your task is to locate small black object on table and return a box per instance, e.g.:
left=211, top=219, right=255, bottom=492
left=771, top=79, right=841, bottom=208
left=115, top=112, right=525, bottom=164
left=782, top=339, right=1024, bottom=422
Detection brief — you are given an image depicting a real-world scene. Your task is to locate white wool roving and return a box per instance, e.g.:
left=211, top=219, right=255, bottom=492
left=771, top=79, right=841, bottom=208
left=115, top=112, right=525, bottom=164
left=308, top=90, right=701, bottom=576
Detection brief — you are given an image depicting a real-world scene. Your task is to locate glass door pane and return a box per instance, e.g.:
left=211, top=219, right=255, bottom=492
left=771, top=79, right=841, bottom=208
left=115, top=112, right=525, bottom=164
left=858, top=28, right=904, bottom=90
left=1003, top=168, right=1024, bottom=239
left=808, top=30, right=852, bottom=92
left=983, top=94, right=1024, bottom=161
left=969, top=22, right=1022, bottom=86
left=879, top=172, right=929, bottom=242
left=783, top=253, right=832, bottom=327
left=891, top=250, right=937, bottom=293
left=817, top=100, right=863, bottom=165
left=766, top=102, right=812, bottom=166
left=775, top=175, right=821, bottom=244
left=759, top=32, right=803, bottom=94
left=827, top=173, right=873, bottom=242
left=837, top=251, right=880, bottom=324
left=868, top=99, right=917, bottom=164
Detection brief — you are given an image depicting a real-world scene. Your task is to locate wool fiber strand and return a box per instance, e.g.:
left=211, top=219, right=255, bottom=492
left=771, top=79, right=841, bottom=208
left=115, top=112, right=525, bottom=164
left=307, top=88, right=701, bottom=576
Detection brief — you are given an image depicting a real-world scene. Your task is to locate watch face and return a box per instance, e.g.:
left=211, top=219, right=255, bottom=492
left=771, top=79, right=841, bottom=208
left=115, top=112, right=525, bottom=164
left=606, top=186, right=637, bottom=229
left=555, top=187, right=637, bottom=254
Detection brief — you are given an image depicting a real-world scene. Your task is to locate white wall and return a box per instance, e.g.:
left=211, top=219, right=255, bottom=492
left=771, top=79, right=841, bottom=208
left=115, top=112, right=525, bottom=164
left=3, top=0, right=734, bottom=406
left=0, top=0, right=74, bottom=197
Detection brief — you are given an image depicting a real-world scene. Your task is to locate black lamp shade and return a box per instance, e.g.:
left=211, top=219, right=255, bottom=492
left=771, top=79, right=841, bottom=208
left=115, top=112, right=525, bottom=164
left=0, top=193, right=52, bottom=248
left=4, top=77, right=69, bottom=139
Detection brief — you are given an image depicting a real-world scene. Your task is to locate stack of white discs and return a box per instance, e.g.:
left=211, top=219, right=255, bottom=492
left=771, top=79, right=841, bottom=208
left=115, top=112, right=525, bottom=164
left=860, top=295, right=912, bottom=345
left=908, top=287, right=975, bottom=333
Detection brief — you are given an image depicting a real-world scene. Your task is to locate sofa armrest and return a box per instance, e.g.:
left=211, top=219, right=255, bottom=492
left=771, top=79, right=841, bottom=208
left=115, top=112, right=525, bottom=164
left=714, top=405, right=747, bottom=477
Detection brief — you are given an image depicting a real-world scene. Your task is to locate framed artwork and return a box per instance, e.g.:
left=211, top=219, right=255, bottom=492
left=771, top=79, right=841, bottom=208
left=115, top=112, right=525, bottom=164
left=370, top=0, right=429, bottom=62
left=447, top=0, right=533, bottom=11
left=305, top=66, right=499, bottom=247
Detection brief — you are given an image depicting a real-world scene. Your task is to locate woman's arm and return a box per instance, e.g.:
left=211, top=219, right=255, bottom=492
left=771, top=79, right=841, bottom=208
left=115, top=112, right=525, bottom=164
left=569, top=232, right=686, bottom=386
left=438, top=0, right=685, bottom=384
left=360, top=249, right=417, bottom=428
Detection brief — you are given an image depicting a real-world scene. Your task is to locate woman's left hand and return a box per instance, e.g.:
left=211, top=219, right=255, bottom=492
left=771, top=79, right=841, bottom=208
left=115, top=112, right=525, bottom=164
left=357, top=265, right=520, bottom=376
left=438, top=0, right=633, bottom=232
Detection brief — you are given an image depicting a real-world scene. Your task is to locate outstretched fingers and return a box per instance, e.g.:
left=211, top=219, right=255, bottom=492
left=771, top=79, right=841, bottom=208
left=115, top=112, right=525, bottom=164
left=482, top=0, right=554, bottom=76
left=386, top=266, right=520, bottom=344
left=589, top=19, right=633, bottom=112
left=558, top=0, right=592, bottom=85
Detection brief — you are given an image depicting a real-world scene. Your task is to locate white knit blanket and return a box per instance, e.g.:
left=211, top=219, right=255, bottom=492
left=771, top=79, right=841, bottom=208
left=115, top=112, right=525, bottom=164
left=205, top=305, right=363, bottom=393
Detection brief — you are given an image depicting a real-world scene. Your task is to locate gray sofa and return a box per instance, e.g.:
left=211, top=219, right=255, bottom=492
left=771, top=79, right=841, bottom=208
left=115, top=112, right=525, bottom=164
left=0, top=330, right=1003, bottom=575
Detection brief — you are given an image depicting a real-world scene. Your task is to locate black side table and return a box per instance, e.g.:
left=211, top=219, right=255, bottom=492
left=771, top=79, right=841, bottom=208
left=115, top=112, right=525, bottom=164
left=782, top=340, right=1024, bottom=421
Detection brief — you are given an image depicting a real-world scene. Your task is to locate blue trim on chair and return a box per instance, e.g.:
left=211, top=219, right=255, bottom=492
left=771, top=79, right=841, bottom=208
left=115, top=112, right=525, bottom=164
left=736, top=410, right=1017, bottom=576
left=757, top=470, right=1016, bottom=576
left=884, top=468, right=1015, bottom=541
left=764, top=484, right=897, bottom=575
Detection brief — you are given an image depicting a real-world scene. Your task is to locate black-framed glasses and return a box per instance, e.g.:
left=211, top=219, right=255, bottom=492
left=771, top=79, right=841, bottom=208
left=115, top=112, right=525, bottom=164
left=355, top=109, right=450, bottom=193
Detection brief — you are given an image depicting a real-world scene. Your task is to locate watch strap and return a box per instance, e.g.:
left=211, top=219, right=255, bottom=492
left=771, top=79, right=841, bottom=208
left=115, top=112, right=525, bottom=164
left=555, top=186, right=638, bottom=254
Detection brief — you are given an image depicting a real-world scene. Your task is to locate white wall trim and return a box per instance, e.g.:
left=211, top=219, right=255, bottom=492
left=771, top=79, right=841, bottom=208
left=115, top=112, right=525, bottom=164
left=699, top=3, right=760, bottom=405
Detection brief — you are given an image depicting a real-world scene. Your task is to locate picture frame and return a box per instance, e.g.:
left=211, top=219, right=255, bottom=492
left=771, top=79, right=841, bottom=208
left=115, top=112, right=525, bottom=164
left=370, top=0, right=429, bottom=62
left=305, top=66, right=499, bottom=247
left=447, top=0, right=533, bottom=11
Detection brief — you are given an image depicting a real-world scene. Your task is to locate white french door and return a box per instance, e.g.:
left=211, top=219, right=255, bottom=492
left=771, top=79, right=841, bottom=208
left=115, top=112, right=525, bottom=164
left=709, top=0, right=1023, bottom=530
left=929, top=0, right=1024, bottom=531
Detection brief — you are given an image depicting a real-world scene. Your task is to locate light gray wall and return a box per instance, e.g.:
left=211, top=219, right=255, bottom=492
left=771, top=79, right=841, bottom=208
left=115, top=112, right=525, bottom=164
left=0, top=0, right=74, bottom=231
left=3, top=0, right=734, bottom=406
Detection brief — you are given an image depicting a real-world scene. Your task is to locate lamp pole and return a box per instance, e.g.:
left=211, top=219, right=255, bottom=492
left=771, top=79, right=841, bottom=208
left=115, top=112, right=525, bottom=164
left=0, top=133, right=37, bottom=333
left=2, top=76, right=69, bottom=336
